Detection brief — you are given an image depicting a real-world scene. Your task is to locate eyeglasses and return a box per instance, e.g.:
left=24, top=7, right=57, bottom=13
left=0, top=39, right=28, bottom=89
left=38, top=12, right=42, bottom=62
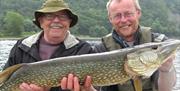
left=43, top=13, right=70, bottom=21
left=110, top=11, right=136, bottom=21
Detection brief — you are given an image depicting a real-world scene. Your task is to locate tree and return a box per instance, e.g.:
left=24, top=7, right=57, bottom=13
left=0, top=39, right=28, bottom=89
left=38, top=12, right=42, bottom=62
left=2, top=11, right=24, bottom=37
left=24, top=19, right=40, bottom=32
left=89, top=25, right=108, bottom=37
left=0, top=0, right=179, bottom=37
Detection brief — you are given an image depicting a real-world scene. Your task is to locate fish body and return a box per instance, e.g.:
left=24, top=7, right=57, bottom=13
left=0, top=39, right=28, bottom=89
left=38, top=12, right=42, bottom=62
left=0, top=40, right=180, bottom=91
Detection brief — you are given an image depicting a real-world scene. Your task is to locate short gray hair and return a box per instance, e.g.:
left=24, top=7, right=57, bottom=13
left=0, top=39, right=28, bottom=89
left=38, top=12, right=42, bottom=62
left=106, top=0, right=141, bottom=11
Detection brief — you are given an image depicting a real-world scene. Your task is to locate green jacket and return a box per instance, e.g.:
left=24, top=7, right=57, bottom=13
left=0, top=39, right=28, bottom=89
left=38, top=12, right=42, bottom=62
left=95, top=26, right=167, bottom=91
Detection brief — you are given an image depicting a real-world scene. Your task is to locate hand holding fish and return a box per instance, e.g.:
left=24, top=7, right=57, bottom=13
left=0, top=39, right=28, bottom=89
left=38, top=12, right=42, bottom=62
left=19, top=83, right=50, bottom=91
left=158, top=55, right=175, bottom=73
left=19, top=74, right=96, bottom=91
left=61, top=74, right=96, bottom=91
left=158, top=55, right=176, bottom=91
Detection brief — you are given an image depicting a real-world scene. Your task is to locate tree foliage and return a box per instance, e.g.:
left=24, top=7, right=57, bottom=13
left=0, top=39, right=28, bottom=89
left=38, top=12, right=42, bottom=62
left=0, top=0, right=179, bottom=37
left=2, top=11, right=24, bottom=37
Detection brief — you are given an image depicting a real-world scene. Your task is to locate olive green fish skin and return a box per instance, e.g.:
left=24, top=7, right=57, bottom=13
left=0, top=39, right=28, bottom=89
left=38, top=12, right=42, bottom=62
left=1, top=53, right=130, bottom=91
left=0, top=40, right=180, bottom=91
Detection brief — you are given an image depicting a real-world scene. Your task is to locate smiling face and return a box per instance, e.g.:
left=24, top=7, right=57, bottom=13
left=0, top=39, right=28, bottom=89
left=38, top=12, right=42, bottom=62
left=39, top=10, right=72, bottom=44
left=108, top=0, right=141, bottom=41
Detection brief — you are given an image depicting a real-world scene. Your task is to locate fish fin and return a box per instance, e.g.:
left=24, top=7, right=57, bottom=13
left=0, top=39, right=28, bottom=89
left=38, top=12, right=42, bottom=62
left=0, top=64, right=23, bottom=85
left=133, top=77, right=142, bottom=91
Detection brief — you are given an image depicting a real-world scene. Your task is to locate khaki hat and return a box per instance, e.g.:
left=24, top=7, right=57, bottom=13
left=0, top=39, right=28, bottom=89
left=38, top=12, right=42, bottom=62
left=33, top=0, right=78, bottom=28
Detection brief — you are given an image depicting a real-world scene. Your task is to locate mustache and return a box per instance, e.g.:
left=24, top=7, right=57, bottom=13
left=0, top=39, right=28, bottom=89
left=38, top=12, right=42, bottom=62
left=50, top=23, right=63, bottom=28
left=118, top=23, right=131, bottom=28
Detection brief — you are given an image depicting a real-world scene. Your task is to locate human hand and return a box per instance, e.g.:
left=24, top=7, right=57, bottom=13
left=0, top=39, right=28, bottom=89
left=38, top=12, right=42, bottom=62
left=19, top=82, right=50, bottom=91
left=157, top=55, right=176, bottom=91
left=158, top=55, right=175, bottom=72
left=61, top=74, right=96, bottom=91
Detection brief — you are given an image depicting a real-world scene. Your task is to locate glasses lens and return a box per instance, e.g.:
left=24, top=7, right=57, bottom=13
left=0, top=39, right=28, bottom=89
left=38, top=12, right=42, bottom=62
left=111, top=11, right=135, bottom=21
left=58, top=15, right=69, bottom=20
left=43, top=13, right=70, bottom=21
left=44, top=14, right=54, bottom=20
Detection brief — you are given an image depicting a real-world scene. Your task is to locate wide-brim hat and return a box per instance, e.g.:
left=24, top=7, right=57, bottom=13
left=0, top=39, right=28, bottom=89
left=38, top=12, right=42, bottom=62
left=33, top=0, right=78, bottom=29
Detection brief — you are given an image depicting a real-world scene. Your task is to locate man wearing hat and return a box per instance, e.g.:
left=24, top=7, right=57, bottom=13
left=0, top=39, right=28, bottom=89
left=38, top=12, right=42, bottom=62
left=3, top=0, right=97, bottom=91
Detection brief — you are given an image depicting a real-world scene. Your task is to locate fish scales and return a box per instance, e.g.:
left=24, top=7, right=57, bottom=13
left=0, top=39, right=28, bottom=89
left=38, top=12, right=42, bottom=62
left=1, top=52, right=129, bottom=91
left=0, top=39, right=180, bottom=91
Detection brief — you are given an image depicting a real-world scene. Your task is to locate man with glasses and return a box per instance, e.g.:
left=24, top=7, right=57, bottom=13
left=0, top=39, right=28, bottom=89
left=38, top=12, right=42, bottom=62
left=3, top=0, right=97, bottom=91
left=95, top=0, right=176, bottom=91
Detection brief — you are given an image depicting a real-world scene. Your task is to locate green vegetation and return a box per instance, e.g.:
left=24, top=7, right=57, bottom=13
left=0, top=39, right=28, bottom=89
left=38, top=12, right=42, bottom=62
left=0, top=0, right=179, bottom=38
left=2, top=11, right=24, bottom=37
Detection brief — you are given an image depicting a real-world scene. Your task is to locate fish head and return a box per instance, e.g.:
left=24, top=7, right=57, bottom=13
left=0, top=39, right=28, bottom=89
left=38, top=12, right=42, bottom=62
left=125, top=39, right=180, bottom=77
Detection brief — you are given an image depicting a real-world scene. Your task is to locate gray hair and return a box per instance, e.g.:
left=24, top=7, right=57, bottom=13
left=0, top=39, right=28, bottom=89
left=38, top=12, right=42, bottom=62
left=106, top=0, right=141, bottom=11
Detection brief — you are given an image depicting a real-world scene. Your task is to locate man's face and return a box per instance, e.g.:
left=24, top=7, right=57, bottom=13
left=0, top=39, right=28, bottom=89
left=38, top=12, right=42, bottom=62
left=39, top=10, right=72, bottom=44
left=108, top=0, right=141, bottom=41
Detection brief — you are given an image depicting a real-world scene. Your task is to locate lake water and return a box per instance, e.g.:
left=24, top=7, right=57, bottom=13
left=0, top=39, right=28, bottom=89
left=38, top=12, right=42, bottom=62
left=0, top=40, right=180, bottom=90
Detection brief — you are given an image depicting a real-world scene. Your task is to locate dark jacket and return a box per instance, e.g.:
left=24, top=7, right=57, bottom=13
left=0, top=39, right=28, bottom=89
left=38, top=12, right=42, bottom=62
left=95, top=26, right=167, bottom=91
left=3, top=32, right=95, bottom=91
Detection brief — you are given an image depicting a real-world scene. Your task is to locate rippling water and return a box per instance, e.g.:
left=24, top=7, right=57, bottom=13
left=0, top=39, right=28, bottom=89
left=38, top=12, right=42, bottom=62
left=0, top=40, right=180, bottom=90
left=0, top=40, right=17, bottom=69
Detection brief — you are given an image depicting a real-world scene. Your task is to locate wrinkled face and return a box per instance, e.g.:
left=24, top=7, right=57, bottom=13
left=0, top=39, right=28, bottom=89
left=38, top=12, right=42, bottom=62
left=108, top=0, right=141, bottom=41
left=39, top=10, right=72, bottom=44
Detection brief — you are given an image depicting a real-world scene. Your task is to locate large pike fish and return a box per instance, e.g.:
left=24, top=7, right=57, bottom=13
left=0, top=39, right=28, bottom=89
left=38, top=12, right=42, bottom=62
left=0, top=40, right=180, bottom=91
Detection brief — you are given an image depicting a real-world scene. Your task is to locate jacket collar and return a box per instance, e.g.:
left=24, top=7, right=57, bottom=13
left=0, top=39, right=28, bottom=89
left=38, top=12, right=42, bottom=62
left=64, top=31, right=80, bottom=49
left=112, top=27, right=140, bottom=48
left=22, top=31, right=79, bottom=49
